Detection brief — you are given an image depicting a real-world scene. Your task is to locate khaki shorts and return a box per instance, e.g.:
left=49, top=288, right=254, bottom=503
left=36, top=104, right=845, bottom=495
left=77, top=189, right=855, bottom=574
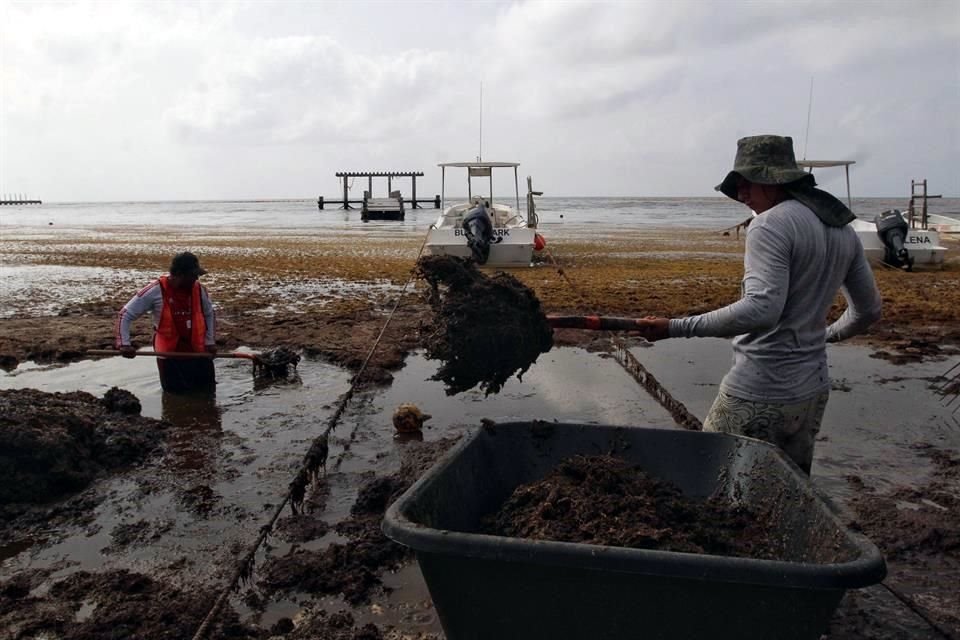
left=702, top=390, right=829, bottom=474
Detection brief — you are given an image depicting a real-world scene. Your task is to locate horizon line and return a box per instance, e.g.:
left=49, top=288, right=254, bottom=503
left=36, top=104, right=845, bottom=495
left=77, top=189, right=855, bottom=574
left=14, top=193, right=948, bottom=205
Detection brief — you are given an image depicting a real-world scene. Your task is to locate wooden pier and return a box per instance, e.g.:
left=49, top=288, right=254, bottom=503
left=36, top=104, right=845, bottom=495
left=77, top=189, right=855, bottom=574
left=0, top=194, right=42, bottom=205
left=317, top=171, right=439, bottom=218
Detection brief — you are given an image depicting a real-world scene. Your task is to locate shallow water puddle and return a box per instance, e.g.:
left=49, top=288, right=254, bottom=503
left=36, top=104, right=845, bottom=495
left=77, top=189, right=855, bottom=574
left=2, top=341, right=958, bottom=636
left=0, top=354, right=352, bottom=576
left=0, top=344, right=679, bottom=633
left=619, top=338, right=960, bottom=501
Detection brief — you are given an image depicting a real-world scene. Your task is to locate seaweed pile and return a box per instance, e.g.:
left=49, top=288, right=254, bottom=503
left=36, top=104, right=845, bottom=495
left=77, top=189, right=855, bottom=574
left=416, top=255, right=553, bottom=395
left=483, top=454, right=795, bottom=561
left=0, top=388, right=166, bottom=517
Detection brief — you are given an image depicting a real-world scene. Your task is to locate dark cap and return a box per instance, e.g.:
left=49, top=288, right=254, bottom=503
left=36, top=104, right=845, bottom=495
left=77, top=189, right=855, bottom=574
left=169, top=252, right=207, bottom=277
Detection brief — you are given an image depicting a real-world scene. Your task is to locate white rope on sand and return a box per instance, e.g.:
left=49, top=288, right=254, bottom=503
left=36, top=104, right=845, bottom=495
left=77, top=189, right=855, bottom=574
left=191, top=230, right=433, bottom=640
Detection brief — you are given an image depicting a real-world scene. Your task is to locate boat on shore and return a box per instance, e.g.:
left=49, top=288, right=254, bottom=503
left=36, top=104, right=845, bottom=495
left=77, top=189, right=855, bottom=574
left=798, top=160, right=948, bottom=269
left=425, top=162, right=543, bottom=267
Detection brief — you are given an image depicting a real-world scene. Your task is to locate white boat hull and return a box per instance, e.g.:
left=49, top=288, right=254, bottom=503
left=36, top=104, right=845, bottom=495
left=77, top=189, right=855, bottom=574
left=852, top=218, right=947, bottom=266
left=430, top=162, right=543, bottom=267
left=927, top=214, right=960, bottom=234
left=425, top=226, right=536, bottom=267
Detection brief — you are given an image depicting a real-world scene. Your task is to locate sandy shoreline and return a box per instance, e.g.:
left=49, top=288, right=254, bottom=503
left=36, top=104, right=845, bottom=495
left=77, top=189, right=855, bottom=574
left=2, top=225, right=960, bottom=373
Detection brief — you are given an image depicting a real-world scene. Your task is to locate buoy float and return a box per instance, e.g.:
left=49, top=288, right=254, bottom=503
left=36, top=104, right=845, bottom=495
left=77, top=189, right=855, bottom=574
left=534, top=233, right=546, bottom=252
left=392, top=403, right=432, bottom=433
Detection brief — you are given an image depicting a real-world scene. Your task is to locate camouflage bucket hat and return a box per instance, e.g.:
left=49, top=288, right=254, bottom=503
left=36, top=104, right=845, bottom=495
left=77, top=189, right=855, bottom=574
left=716, top=135, right=814, bottom=201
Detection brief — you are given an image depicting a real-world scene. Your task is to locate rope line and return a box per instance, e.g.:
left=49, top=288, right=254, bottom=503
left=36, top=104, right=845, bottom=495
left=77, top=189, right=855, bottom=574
left=539, top=245, right=590, bottom=302
left=611, top=337, right=703, bottom=431
left=881, top=581, right=956, bottom=639
left=539, top=246, right=701, bottom=430
left=191, top=231, right=432, bottom=640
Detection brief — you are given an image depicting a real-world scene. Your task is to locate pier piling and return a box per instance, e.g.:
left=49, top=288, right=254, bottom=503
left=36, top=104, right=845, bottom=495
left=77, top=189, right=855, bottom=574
left=0, top=194, right=42, bottom=205
left=317, top=171, right=439, bottom=212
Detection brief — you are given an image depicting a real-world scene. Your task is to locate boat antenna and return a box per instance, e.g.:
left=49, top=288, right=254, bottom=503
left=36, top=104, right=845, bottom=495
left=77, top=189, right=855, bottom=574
left=802, top=77, right=813, bottom=160
left=478, top=81, right=483, bottom=162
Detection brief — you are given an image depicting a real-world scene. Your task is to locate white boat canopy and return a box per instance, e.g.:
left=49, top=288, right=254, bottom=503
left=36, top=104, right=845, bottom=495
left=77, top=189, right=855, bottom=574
left=439, top=161, right=522, bottom=210
left=797, top=160, right=855, bottom=168
left=438, top=162, right=520, bottom=168
left=797, top=160, right=855, bottom=209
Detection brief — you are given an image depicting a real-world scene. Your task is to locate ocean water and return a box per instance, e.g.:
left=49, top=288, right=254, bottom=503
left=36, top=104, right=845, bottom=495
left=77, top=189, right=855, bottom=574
left=2, top=196, right=957, bottom=233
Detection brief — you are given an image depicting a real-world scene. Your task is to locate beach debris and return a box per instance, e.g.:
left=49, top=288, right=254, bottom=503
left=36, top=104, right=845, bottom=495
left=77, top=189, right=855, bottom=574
left=101, top=386, right=142, bottom=414
left=0, top=388, right=166, bottom=512
left=304, top=433, right=330, bottom=487
left=238, top=550, right=257, bottom=587
left=289, top=468, right=310, bottom=515
left=251, top=347, right=301, bottom=380
left=393, top=403, right=432, bottom=433
left=416, top=255, right=553, bottom=395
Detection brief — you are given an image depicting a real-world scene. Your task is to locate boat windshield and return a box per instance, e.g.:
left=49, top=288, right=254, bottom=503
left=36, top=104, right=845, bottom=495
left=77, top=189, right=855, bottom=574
left=439, top=162, right=521, bottom=212
left=437, top=199, right=524, bottom=229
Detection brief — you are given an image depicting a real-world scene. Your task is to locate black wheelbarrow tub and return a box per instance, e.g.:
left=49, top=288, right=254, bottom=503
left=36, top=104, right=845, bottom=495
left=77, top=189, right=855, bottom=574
left=382, top=422, right=886, bottom=640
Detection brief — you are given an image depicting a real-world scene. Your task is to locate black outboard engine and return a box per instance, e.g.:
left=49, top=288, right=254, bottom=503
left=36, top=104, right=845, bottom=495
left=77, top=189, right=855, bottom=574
left=874, top=209, right=913, bottom=271
left=462, top=202, right=494, bottom=264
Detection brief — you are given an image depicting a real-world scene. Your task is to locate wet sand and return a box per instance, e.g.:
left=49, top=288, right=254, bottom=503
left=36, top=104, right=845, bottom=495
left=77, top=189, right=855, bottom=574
left=2, top=225, right=959, bottom=371
left=1, top=223, right=959, bottom=638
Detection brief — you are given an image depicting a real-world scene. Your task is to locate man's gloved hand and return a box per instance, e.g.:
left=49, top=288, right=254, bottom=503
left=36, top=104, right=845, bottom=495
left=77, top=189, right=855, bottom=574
left=120, top=345, right=137, bottom=358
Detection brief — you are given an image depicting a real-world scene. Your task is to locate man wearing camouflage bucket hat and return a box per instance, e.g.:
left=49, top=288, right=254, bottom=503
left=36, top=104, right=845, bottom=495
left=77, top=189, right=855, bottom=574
left=636, top=135, right=881, bottom=474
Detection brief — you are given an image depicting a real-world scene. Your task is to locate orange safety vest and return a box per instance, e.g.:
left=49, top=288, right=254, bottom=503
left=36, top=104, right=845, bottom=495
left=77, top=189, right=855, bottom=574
left=155, top=276, right=207, bottom=352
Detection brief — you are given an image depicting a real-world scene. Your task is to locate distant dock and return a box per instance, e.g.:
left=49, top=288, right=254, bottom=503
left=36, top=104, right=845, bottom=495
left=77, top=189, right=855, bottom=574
left=1, top=195, right=42, bottom=205
left=318, top=171, right=439, bottom=218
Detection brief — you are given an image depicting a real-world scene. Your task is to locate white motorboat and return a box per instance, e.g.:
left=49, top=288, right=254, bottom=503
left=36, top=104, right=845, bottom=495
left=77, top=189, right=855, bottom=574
left=850, top=216, right=947, bottom=267
left=425, top=161, right=543, bottom=267
left=798, top=160, right=947, bottom=269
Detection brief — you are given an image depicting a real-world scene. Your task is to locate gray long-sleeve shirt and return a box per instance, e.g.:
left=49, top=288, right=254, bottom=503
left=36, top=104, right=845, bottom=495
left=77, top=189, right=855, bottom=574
left=669, top=200, right=882, bottom=403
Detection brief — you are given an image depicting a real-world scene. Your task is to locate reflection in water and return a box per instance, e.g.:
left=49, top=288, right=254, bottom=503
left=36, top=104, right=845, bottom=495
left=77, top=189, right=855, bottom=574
left=253, top=371, right=303, bottom=393
left=161, top=390, right=222, bottom=471
left=393, top=431, right=424, bottom=444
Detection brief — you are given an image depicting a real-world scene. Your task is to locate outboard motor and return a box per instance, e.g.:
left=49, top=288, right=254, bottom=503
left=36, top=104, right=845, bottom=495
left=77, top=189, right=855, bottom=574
left=462, top=202, right=494, bottom=264
left=874, top=209, right=913, bottom=271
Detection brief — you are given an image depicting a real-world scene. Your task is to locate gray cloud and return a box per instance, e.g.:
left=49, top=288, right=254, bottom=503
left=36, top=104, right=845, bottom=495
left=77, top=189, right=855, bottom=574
left=1, top=0, right=956, bottom=200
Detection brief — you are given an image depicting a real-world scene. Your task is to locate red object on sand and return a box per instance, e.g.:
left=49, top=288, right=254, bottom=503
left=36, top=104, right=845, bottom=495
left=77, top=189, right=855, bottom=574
left=534, top=233, right=546, bottom=251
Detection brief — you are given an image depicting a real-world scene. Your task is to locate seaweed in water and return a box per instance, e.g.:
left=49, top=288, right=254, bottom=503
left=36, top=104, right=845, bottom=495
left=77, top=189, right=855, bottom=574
left=416, top=255, right=553, bottom=395
left=252, top=347, right=301, bottom=380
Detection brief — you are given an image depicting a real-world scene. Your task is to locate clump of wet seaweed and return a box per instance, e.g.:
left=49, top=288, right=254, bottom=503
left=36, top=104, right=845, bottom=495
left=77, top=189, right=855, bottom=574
left=416, top=255, right=553, bottom=395
left=252, top=347, right=301, bottom=379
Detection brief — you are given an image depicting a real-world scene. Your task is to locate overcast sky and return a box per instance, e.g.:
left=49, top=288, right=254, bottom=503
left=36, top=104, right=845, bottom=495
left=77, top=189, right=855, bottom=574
left=1, top=0, right=958, bottom=201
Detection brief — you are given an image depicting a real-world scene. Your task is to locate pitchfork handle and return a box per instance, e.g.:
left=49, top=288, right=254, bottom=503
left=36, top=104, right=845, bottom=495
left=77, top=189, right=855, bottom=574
left=546, top=315, right=645, bottom=331
left=86, top=349, right=257, bottom=360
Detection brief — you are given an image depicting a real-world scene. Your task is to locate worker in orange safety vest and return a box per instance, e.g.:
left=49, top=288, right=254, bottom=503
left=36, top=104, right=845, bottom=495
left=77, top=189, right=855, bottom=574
left=115, top=252, right=217, bottom=393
